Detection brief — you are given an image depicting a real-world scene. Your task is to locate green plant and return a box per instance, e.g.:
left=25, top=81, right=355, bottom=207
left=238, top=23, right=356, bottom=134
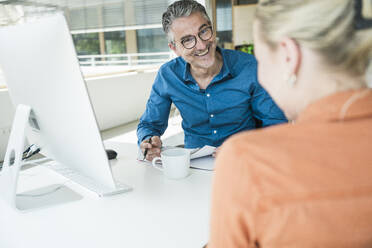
left=235, top=43, right=254, bottom=55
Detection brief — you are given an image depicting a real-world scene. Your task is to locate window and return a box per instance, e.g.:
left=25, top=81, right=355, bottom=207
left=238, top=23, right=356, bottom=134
left=137, top=28, right=168, bottom=53
left=103, top=3, right=125, bottom=28
left=72, top=33, right=100, bottom=55
left=134, top=0, right=169, bottom=26
left=69, top=6, right=100, bottom=30
left=105, top=31, right=126, bottom=54
left=216, top=0, right=233, bottom=48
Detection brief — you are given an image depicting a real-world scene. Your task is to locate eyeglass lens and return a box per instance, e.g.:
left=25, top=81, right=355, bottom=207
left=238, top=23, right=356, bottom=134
left=181, top=26, right=213, bottom=49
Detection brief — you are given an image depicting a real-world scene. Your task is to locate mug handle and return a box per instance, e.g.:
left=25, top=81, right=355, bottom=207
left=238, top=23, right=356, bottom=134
left=152, top=157, right=163, bottom=171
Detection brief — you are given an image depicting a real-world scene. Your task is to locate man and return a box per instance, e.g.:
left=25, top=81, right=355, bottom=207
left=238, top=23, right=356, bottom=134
left=137, top=0, right=286, bottom=161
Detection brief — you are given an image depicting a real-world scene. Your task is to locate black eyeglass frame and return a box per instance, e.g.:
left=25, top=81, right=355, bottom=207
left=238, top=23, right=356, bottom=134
left=354, top=0, right=372, bottom=30
left=175, top=26, right=214, bottom=49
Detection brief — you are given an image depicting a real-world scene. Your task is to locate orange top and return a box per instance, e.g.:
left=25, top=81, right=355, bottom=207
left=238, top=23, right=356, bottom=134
left=208, top=89, right=372, bottom=248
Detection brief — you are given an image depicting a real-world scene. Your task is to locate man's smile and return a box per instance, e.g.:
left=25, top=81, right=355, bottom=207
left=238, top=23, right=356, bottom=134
left=194, top=45, right=210, bottom=57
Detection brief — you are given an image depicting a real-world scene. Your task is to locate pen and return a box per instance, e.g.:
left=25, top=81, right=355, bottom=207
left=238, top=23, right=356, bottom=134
left=143, top=137, right=152, bottom=161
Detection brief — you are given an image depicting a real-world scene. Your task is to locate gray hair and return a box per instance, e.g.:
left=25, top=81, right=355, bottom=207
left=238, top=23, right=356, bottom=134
left=162, top=0, right=211, bottom=43
left=255, top=0, right=372, bottom=77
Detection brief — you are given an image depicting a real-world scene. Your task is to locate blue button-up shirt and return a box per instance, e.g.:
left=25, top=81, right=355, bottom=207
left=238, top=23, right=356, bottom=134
left=137, top=48, right=287, bottom=148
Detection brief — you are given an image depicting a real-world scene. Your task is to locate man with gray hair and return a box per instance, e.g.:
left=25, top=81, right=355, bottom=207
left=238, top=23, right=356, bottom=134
left=137, top=0, right=286, bottom=161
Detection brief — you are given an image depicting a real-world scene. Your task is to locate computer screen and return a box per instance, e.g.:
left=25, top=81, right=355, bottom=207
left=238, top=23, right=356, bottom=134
left=0, top=13, right=130, bottom=197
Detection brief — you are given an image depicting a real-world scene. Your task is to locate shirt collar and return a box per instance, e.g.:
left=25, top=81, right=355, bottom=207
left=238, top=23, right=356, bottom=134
left=182, top=61, right=193, bottom=83
left=297, top=88, right=372, bottom=123
left=182, top=47, right=234, bottom=83
left=214, top=47, right=234, bottom=82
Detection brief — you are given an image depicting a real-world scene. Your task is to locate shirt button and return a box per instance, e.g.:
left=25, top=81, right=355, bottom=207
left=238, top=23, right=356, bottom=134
left=213, top=130, right=217, bottom=134
left=206, top=93, right=210, bottom=97
left=210, top=114, right=214, bottom=118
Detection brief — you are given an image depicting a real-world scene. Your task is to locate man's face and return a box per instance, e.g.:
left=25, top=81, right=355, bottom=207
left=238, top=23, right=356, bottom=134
left=168, top=12, right=217, bottom=70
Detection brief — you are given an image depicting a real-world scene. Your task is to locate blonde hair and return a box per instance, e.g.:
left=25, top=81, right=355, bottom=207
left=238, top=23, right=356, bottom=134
left=255, top=0, right=372, bottom=76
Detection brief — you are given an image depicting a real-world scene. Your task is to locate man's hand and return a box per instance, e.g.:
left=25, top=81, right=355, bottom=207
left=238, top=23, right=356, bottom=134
left=140, top=136, right=162, bottom=161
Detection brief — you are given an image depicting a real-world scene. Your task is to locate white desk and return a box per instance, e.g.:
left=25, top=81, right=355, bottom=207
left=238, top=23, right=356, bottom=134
left=0, top=141, right=213, bottom=248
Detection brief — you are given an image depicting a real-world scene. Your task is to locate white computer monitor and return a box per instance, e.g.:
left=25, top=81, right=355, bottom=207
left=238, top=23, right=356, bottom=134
left=0, top=13, right=130, bottom=199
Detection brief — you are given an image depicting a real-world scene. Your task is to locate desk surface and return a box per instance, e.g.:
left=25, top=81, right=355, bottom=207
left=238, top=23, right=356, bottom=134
left=0, top=141, right=213, bottom=248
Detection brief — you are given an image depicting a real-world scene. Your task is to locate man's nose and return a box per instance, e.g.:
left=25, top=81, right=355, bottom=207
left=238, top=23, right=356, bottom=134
left=194, top=35, right=208, bottom=50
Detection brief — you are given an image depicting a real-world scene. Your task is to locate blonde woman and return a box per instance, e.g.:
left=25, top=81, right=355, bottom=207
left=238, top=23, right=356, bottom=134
left=208, top=0, right=372, bottom=247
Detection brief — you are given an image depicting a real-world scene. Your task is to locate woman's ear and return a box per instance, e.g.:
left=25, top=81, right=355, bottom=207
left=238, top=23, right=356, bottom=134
left=278, top=37, right=301, bottom=76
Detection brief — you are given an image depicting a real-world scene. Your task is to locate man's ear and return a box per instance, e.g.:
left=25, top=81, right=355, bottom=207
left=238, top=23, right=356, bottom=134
left=168, top=42, right=180, bottom=56
left=278, top=37, right=301, bottom=76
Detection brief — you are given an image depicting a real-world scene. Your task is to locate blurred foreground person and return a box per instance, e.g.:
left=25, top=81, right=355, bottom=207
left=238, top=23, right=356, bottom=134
left=209, top=0, right=372, bottom=247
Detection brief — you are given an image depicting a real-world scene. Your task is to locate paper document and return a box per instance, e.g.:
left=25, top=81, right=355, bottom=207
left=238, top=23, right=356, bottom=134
left=188, top=145, right=216, bottom=159
left=190, top=156, right=215, bottom=171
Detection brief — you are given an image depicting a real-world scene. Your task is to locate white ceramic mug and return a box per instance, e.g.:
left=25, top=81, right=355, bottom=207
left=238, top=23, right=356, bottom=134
left=152, top=148, right=190, bottom=179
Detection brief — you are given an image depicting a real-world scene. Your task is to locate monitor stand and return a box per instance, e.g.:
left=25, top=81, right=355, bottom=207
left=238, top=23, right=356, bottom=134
left=0, top=104, right=82, bottom=212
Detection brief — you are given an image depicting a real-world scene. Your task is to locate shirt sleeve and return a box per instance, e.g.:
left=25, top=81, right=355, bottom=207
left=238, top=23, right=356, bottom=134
left=137, top=70, right=172, bottom=145
left=249, top=64, right=287, bottom=128
left=208, top=137, right=259, bottom=248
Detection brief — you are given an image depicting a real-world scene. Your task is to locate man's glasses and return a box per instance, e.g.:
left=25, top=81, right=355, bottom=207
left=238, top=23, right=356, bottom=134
left=177, top=26, right=213, bottom=49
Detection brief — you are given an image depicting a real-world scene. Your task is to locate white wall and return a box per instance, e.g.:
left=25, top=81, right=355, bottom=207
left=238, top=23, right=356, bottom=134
left=233, top=4, right=257, bottom=46
left=85, top=71, right=156, bottom=130
left=0, top=89, right=14, bottom=128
